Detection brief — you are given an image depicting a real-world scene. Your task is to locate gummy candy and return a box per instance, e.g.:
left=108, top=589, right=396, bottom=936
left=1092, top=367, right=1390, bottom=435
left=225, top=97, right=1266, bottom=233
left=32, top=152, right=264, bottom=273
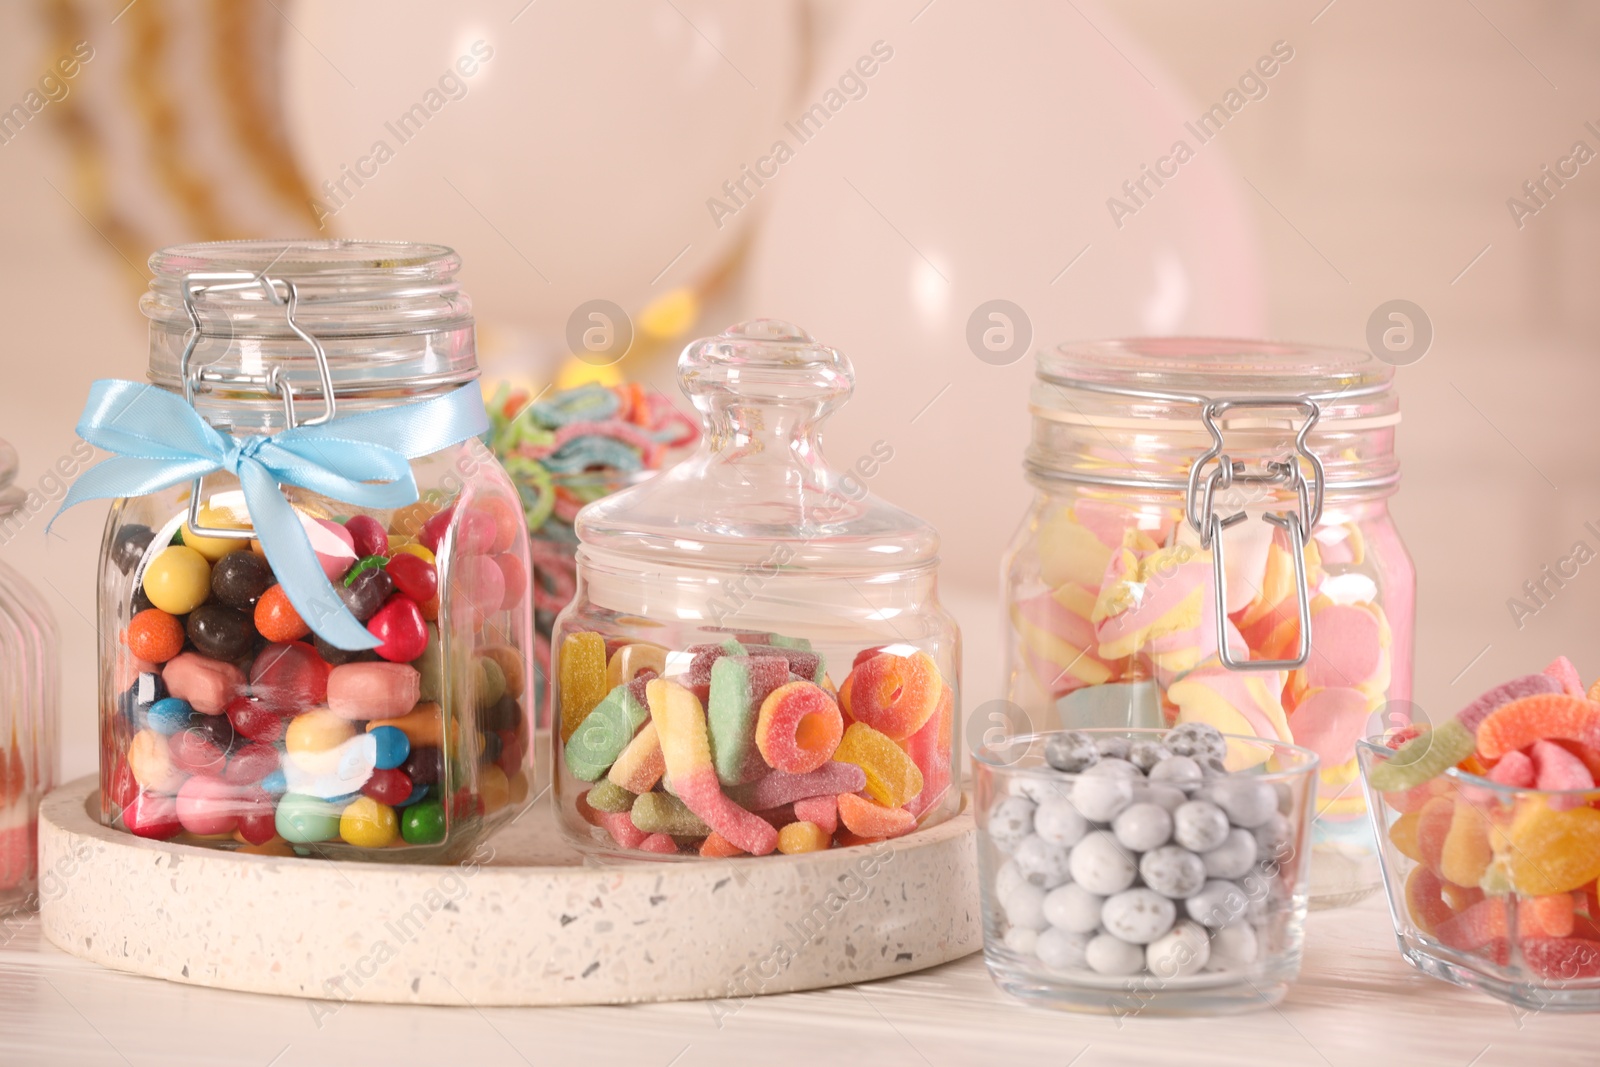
left=1404, top=865, right=1453, bottom=935
left=637, top=833, right=679, bottom=855
left=755, top=681, right=843, bottom=776
left=1522, top=937, right=1600, bottom=979
left=833, top=721, right=924, bottom=809
left=1487, top=749, right=1536, bottom=788
left=607, top=642, right=667, bottom=689
left=1528, top=738, right=1596, bottom=799
left=1366, top=719, right=1476, bottom=792
left=1415, top=795, right=1455, bottom=876
left=904, top=683, right=953, bottom=817
left=836, top=792, right=916, bottom=838
left=700, top=831, right=744, bottom=858
left=647, top=678, right=777, bottom=855
left=708, top=656, right=789, bottom=786
left=727, top=761, right=866, bottom=810
left=1508, top=800, right=1600, bottom=895
left=1477, top=694, right=1600, bottom=761
left=558, top=631, right=608, bottom=743
left=1440, top=799, right=1493, bottom=888
left=630, top=791, right=711, bottom=837
left=585, top=779, right=635, bottom=813
left=793, top=794, right=838, bottom=836
left=1543, top=656, right=1585, bottom=698
left=607, top=721, right=665, bottom=794
left=565, top=679, right=650, bottom=782
left=841, top=651, right=941, bottom=741
left=777, top=821, right=831, bottom=854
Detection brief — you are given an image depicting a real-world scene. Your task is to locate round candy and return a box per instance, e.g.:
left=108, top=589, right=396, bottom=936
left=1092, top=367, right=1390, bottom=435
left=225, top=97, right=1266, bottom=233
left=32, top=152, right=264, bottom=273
left=343, top=514, right=390, bottom=559
left=1207, top=922, right=1260, bottom=971
left=275, top=793, right=342, bottom=843
left=1003, top=927, right=1039, bottom=955
left=401, top=745, right=443, bottom=787
left=254, top=585, right=309, bottom=643
left=370, top=725, right=410, bottom=770
left=1085, top=933, right=1145, bottom=975
left=285, top=710, right=356, bottom=755
left=340, top=796, right=399, bottom=848
left=367, top=595, right=428, bottom=663
left=1044, top=730, right=1099, bottom=773
left=1205, top=778, right=1279, bottom=829
left=1071, top=762, right=1136, bottom=823
left=1166, top=722, right=1227, bottom=763
left=362, top=767, right=414, bottom=806
left=1101, top=887, right=1177, bottom=944
left=400, top=798, right=447, bottom=845
left=169, top=730, right=226, bottom=777
left=250, top=641, right=331, bottom=714
left=1149, top=755, right=1204, bottom=793
left=1096, top=736, right=1133, bottom=761
left=492, top=553, right=527, bottom=611
left=142, top=546, right=212, bottom=615
left=338, top=565, right=394, bottom=622
left=227, top=696, right=287, bottom=743
left=1128, top=739, right=1172, bottom=773
left=186, top=603, right=256, bottom=661
left=122, top=790, right=181, bottom=839
left=1042, top=882, right=1104, bottom=934
left=145, top=697, right=194, bottom=736
left=842, top=652, right=942, bottom=740
left=1139, top=845, right=1207, bottom=899
left=111, top=524, right=156, bottom=574
left=210, top=550, right=272, bottom=610
left=1173, top=800, right=1230, bottom=852
left=1112, top=802, right=1173, bottom=852
left=1185, top=879, right=1248, bottom=928
left=1013, top=834, right=1073, bottom=889
left=987, top=795, right=1036, bottom=853
left=127, top=728, right=185, bottom=792
left=755, top=681, right=843, bottom=775
left=1253, top=812, right=1292, bottom=859
left=1146, top=919, right=1210, bottom=978
left=1144, top=784, right=1189, bottom=813
left=1202, top=828, right=1259, bottom=880
left=1000, top=880, right=1048, bottom=930
left=384, top=551, right=438, bottom=605
left=1034, top=796, right=1089, bottom=847
left=1068, top=830, right=1137, bottom=895
left=176, top=776, right=243, bottom=836
left=126, top=609, right=185, bottom=664
left=222, top=741, right=280, bottom=786
left=182, top=506, right=251, bottom=562
left=1036, top=927, right=1091, bottom=972
left=258, top=769, right=288, bottom=794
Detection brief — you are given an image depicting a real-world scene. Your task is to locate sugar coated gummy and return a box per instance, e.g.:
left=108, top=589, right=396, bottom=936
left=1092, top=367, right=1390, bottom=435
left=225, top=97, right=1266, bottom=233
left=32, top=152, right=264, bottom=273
left=559, top=632, right=609, bottom=743
left=755, top=681, right=843, bottom=776
left=840, top=651, right=941, bottom=741
left=832, top=721, right=923, bottom=808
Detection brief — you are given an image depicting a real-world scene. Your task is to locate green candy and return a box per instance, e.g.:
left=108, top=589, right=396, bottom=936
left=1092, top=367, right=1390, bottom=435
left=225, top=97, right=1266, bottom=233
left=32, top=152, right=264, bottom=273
left=401, top=799, right=447, bottom=845
left=586, top=780, right=636, bottom=813
left=565, top=682, right=649, bottom=782
left=630, top=792, right=710, bottom=836
left=275, top=793, right=342, bottom=844
left=476, top=656, right=507, bottom=710
left=417, top=625, right=443, bottom=703
left=708, top=655, right=787, bottom=787
left=342, top=555, right=388, bottom=586
left=769, top=634, right=812, bottom=651
left=1366, top=719, right=1476, bottom=792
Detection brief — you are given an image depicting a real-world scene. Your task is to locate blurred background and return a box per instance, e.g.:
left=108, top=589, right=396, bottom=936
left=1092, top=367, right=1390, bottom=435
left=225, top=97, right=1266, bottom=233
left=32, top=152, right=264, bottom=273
left=1, top=0, right=1596, bottom=780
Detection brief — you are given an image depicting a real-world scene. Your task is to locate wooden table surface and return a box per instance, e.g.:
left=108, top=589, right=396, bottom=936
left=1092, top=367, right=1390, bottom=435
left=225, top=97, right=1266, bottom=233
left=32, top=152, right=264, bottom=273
left=1, top=894, right=1593, bottom=1067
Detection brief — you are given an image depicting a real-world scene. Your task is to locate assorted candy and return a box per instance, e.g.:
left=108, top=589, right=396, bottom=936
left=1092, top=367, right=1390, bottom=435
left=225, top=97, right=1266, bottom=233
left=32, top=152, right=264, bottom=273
left=486, top=382, right=698, bottom=717
left=105, top=496, right=532, bottom=856
left=983, top=724, right=1301, bottom=981
left=559, top=631, right=953, bottom=856
left=1364, top=657, right=1600, bottom=984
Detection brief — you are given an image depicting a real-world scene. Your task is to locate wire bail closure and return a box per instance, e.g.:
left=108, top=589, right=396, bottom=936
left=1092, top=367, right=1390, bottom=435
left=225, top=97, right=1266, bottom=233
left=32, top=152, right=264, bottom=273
left=177, top=271, right=335, bottom=539
left=1185, top=395, right=1323, bottom=672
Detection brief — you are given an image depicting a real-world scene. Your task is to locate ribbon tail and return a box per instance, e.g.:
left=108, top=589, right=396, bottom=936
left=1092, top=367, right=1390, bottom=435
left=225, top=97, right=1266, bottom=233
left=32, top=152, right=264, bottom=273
left=48, top=455, right=222, bottom=534
left=239, top=463, right=380, bottom=651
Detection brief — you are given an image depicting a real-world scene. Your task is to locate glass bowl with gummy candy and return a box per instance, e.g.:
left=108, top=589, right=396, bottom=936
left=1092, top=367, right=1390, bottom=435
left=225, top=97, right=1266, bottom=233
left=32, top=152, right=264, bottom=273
left=550, top=321, right=960, bottom=858
left=973, top=724, right=1320, bottom=1015
left=1357, top=656, right=1600, bottom=1010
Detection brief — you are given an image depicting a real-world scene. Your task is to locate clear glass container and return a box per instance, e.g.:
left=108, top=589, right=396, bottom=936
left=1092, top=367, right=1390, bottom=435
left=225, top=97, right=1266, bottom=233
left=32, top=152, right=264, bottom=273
left=1359, top=737, right=1600, bottom=1011
left=1002, top=339, right=1414, bottom=907
left=98, top=239, right=533, bottom=862
left=0, top=439, right=58, bottom=914
left=552, top=320, right=960, bottom=858
left=974, top=728, right=1318, bottom=1014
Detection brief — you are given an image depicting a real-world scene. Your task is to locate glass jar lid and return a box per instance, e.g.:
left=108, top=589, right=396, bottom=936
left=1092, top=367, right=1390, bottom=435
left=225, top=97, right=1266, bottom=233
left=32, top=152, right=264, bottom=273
left=576, top=320, right=940, bottom=573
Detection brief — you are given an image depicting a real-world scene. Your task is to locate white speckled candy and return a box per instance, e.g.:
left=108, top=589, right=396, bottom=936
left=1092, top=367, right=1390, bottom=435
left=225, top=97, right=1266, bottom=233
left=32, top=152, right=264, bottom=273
left=1085, top=932, right=1144, bottom=975
left=1036, top=926, right=1092, bottom=972
left=1068, top=831, right=1137, bottom=895
left=1146, top=919, right=1210, bottom=978
left=1206, top=922, right=1261, bottom=972
left=1144, top=784, right=1188, bottom=813
left=1003, top=926, right=1041, bottom=955
left=1139, top=845, right=1206, bottom=899
left=1148, top=755, right=1203, bottom=793
left=1044, top=730, right=1099, bottom=773
left=988, top=795, right=1036, bottom=853
left=1111, top=802, right=1172, bottom=852
left=1002, top=881, right=1050, bottom=930
left=1013, top=835, right=1073, bottom=888
left=1127, top=739, right=1172, bottom=773
left=1071, top=764, right=1136, bottom=823
left=1043, top=883, right=1104, bottom=934
left=995, top=859, right=1024, bottom=903
left=1186, top=879, right=1248, bottom=928
left=1205, top=778, right=1278, bottom=829
left=1202, top=828, right=1259, bottom=880
left=1172, top=799, right=1229, bottom=852
left=1252, top=812, right=1292, bottom=859
left=1034, top=796, right=1090, bottom=847
left=1166, top=721, right=1227, bottom=762
left=1100, top=888, right=1176, bottom=944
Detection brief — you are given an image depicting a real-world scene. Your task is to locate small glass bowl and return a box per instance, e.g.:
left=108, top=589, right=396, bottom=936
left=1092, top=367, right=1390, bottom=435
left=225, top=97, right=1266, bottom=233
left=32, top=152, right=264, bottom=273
left=973, top=728, right=1319, bottom=1015
left=1357, top=738, right=1600, bottom=1011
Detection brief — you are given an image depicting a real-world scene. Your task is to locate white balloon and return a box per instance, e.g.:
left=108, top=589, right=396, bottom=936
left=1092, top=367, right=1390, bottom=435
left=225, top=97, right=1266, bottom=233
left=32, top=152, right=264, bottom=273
left=284, top=0, right=802, bottom=338
left=744, top=0, right=1266, bottom=591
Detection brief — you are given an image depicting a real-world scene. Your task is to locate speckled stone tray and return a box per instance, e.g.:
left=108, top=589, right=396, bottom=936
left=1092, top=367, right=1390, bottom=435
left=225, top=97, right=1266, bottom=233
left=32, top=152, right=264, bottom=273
left=37, top=774, right=979, bottom=1006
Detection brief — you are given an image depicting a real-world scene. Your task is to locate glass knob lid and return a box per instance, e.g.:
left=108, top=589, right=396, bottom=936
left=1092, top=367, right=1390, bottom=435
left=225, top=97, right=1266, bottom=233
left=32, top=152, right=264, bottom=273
left=576, top=320, right=940, bottom=572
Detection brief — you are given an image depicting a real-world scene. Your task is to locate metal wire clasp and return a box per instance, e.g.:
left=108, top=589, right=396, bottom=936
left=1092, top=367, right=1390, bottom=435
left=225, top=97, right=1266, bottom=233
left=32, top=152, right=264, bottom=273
left=178, top=271, right=334, bottom=538
left=1184, top=396, right=1324, bottom=672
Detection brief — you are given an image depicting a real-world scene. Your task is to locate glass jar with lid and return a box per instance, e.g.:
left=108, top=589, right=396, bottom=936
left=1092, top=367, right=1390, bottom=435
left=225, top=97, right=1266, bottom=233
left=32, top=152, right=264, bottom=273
left=1002, top=338, right=1413, bottom=906
left=552, top=320, right=960, bottom=858
left=78, top=239, right=533, bottom=862
left=0, top=439, right=58, bottom=914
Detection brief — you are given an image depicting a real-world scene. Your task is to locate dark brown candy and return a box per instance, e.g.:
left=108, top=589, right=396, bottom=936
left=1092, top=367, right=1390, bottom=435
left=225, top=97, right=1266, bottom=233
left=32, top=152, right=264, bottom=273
left=210, top=550, right=273, bottom=610
left=186, top=603, right=257, bottom=662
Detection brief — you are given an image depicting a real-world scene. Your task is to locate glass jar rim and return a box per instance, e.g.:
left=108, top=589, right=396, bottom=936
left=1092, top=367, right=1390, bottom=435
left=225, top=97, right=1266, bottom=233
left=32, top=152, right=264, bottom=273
left=975, top=728, right=1321, bottom=782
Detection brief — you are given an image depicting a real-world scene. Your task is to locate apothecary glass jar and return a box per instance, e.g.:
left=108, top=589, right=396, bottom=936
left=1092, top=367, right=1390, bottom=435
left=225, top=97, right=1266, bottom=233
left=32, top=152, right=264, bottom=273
left=552, top=320, right=961, bottom=858
left=93, top=240, right=533, bottom=862
left=0, top=440, right=58, bottom=914
left=1002, top=339, right=1414, bottom=906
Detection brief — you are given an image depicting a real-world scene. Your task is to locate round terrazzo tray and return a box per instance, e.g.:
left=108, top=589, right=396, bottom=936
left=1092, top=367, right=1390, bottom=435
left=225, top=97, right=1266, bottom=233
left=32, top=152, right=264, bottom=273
left=38, top=774, right=979, bottom=1007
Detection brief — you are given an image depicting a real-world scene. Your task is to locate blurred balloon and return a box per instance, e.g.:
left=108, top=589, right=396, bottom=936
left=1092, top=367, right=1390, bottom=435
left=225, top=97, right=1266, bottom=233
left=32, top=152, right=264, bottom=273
left=744, top=0, right=1266, bottom=591
left=284, top=0, right=803, bottom=349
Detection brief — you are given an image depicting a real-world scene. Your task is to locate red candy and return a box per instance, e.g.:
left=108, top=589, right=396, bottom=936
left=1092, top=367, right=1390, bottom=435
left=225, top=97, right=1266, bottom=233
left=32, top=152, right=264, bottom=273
left=176, top=776, right=242, bottom=836
left=122, top=791, right=182, bottom=839
left=493, top=553, right=527, bottom=611
left=419, top=506, right=456, bottom=554
left=227, top=696, right=288, bottom=743
left=1523, top=937, right=1600, bottom=979
left=842, top=652, right=941, bottom=741
left=223, top=741, right=281, bottom=785
left=249, top=641, right=330, bottom=714
left=362, top=767, right=414, bottom=806
left=368, top=596, right=428, bottom=663
left=169, top=731, right=226, bottom=777
left=343, top=515, right=390, bottom=559
left=385, top=551, right=438, bottom=603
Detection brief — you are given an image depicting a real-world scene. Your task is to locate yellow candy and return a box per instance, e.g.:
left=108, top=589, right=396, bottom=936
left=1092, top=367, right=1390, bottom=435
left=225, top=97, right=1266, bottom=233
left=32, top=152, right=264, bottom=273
left=1440, top=799, right=1492, bottom=888
left=607, top=642, right=669, bottom=689
left=777, top=821, right=831, bottom=854
left=391, top=541, right=437, bottom=566
left=339, top=796, right=399, bottom=848
left=833, top=722, right=923, bottom=809
left=182, top=504, right=251, bottom=561
left=141, top=545, right=212, bottom=615
left=286, top=710, right=357, bottom=755
left=1508, top=799, right=1600, bottom=895
left=480, top=644, right=526, bottom=699
left=481, top=764, right=510, bottom=813
left=507, top=768, right=532, bottom=806
left=127, top=728, right=183, bottom=792
left=559, top=632, right=608, bottom=743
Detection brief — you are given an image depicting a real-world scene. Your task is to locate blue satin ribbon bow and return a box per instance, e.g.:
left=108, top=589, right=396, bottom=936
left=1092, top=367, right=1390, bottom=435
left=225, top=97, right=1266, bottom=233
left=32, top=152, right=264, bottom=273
left=52, top=379, right=489, bottom=650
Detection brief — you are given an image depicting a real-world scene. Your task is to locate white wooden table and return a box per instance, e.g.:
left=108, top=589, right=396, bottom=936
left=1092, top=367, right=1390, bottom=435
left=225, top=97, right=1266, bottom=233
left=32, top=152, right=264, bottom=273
left=1, top=895, right=1591, bottom=1067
